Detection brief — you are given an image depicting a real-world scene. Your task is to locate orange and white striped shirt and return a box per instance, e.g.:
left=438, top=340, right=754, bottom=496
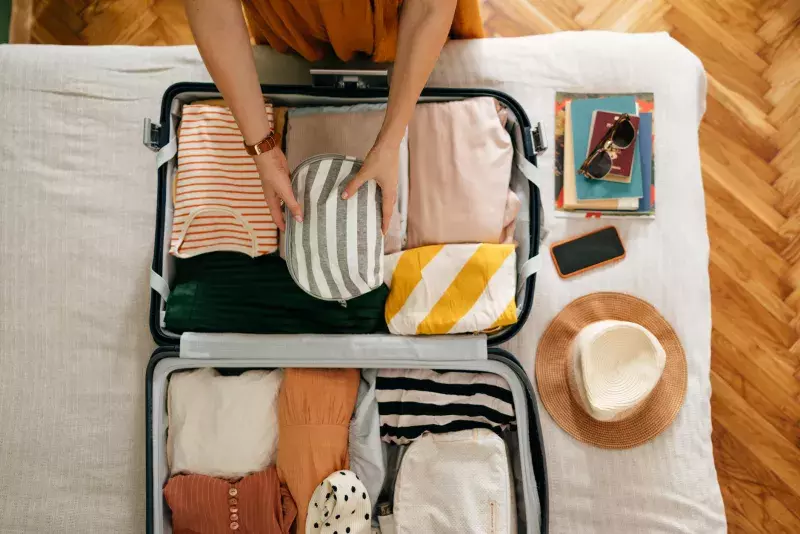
left=170, top=103, right=278, bottom=258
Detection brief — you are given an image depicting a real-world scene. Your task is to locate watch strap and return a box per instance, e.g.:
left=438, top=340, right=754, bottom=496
left=243, top=131, right=277, bottom=156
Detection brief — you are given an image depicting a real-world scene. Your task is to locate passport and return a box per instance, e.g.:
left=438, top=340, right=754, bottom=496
left=587, top=110, right=640, bottom=183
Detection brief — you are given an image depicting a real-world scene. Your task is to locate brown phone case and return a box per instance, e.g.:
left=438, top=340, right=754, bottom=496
left=550, top=225, right=626, bottom=279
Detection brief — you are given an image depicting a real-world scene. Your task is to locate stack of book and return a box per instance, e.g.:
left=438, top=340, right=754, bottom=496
left=554, top=92, right=655, bottom=219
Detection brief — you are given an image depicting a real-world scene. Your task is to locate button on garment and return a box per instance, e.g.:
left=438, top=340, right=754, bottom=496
left=277, top=368, right=360, bottom=531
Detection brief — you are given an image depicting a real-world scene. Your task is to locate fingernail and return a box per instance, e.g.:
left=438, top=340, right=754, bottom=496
left=341, top=192, right=349, bottom=199
left=294, top=215, right=303, bottom=223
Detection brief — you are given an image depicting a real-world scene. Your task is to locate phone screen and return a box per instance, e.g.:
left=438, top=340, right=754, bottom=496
left=551, top=226, right=625, bottom=276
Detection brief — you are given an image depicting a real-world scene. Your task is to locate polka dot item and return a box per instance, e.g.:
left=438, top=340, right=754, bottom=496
left=306, top=470, right=371, bottom=534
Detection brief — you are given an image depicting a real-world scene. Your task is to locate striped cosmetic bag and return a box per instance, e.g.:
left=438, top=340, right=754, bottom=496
left=383, top=243, right=518, bottom=335
left=170, top=102, right=278, bottom=259
left=284, top=154, right=384, bottom=301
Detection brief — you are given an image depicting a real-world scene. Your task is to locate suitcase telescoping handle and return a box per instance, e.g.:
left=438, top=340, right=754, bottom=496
left=310, top=69, right=389, bottom=90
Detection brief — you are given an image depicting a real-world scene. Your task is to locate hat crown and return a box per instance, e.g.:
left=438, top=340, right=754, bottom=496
left=576, top=320, right=666, bottom=421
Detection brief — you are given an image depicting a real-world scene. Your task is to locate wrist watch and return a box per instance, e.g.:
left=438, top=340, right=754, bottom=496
left=243, top=131, right=277, bottom=156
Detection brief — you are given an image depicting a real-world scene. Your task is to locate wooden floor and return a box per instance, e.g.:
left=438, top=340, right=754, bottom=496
left=10, top=0, right=800, bottom=531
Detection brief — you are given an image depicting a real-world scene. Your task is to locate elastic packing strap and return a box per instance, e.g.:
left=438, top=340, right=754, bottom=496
left=519, top=253, right=542, bottom=286
left=157, top=102, right=182, bottom=168
left=516, top=150, right=541, bottom=189
left=156, top=136, right=177, bottom=168
left=150, top=268, right=171, bottom=301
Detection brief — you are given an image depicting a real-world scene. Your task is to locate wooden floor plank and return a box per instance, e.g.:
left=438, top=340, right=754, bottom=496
left=711, top=331, right=800, bottom=445
left=710, top=371, right=800, bottom=495
left=705, top=194, right=789, bottom=279
left=712, top=424, right=800, bottom=533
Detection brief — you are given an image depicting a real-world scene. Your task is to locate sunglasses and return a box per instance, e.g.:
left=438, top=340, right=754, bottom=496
left=579, top=113, right=637, bottom=180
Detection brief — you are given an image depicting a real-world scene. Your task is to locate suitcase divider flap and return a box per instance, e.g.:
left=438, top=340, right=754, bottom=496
left=177, top=332, right=488, bottom=362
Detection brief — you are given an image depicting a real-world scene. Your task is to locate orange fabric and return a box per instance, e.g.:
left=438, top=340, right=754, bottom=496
left=276, top=368, right=360, bottom=530
left=242, top=0, right=484, bottom=62
left=164, top=467, right=297, bottom=534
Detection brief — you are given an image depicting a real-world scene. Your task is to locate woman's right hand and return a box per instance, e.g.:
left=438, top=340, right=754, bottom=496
left=253, top=148, right=303, bottom=232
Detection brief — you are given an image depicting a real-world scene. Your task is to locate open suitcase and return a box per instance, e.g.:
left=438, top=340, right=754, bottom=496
left=144, top=72, right=549, bottom=534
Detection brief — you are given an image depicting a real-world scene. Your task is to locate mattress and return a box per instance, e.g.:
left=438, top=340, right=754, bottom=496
left=0, top=32, right=726, bottom=533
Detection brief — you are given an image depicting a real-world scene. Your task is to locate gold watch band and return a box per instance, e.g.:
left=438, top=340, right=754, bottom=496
left=243, top=131, right=277, bottom=156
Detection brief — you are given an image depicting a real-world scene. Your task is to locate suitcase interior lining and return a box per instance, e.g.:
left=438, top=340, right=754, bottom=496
left=154, top=90, right=536, bottom=341
left=148, top=356, right=541, bottom=534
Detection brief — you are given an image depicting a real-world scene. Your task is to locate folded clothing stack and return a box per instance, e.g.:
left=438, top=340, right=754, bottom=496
left=162, top=366, right=520, bottom=533
left=374, top=369, right=518, bottom=534
left=164, top=368, right=367, bottom=534
left=170, top=101, right=280, bottom=259
left=164, top=252, right=389, bottom=335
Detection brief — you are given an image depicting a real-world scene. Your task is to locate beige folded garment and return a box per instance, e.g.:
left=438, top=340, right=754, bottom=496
left=167, top=368, right=283, bottom=478
left=286, top=105, right=409, bottom=253
left=406, top=97, right=515, bottom=248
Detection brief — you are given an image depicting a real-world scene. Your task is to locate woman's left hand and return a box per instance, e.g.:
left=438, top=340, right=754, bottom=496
left=342, top=141, right=398, bottom=234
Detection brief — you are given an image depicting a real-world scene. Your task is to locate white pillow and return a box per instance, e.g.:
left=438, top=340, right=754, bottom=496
left=167, top=368, right=283, bottom=478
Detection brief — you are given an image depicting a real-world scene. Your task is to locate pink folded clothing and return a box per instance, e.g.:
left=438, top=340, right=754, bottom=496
left=406, top=97, right=515, bottom=249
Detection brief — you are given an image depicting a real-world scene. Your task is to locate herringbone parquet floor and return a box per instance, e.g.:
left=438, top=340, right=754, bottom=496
left=9, top=0, right=800, bottom=531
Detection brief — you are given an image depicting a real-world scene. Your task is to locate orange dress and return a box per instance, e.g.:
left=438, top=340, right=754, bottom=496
left=276, top=368, right=360, bottom=530
left=242, top=0, right=484, bottom=62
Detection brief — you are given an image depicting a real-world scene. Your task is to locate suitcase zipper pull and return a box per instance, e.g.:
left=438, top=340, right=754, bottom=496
left=339, top=300, right=347, bottom=308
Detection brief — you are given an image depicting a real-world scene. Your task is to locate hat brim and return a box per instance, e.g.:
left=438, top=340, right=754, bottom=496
left=535, top=292, right=687, bottom=449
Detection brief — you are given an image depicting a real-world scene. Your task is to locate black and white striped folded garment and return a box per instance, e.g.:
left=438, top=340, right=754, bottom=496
left=376, top=368, right=516, bottom=444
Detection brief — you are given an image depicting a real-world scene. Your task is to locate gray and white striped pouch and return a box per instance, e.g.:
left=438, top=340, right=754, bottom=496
left=285, top=154, right=384, bottom=301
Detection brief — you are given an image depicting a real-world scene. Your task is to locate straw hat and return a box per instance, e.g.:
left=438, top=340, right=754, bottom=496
left=536, top=293, right=687, bottom=449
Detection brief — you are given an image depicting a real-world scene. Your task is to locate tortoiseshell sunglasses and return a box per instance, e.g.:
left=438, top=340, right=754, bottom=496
left=579, top=113, right=637, bottom=180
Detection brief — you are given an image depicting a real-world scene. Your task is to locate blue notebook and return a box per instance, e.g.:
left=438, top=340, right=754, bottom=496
left=572, top=96, right=643, bottom=201
left=638, top=112, right=653, bottom=212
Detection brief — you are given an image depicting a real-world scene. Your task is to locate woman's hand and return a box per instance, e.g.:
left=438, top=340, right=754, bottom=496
left=343, top=142, right=398, bottom=234
left=253, top=148, right=303, bottom=232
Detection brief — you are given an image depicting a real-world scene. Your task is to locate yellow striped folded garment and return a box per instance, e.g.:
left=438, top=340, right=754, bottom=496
left=383, top=244, right=518, bottom=335
left=170, top=102, right=278, bottom=258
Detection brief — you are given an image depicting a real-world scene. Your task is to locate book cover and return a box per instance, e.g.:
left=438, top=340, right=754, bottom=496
left=587, top=110, right=640, bottom=183
left=572, top=96, right=642, bottom=201
left=562, top=102, right=638, bottom=211
left=638, top=112, right=654, bottom=213
left=554, top=92, right=655, bottom=220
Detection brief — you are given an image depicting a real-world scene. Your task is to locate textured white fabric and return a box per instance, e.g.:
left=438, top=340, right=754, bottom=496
left=167, top=368, right=282, bottom=478
left=0, top=32, right=724, bottom=533
left=394, top=428, right=516, bottom=534
left=573, top=320, right=666, bottom=421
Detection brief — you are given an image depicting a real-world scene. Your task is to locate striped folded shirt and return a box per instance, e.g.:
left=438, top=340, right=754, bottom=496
left=170, top=102, right=278, bottom=258
left=376, top=368, right=516, bottom=444
left=383, top=243, right=518, bottom=335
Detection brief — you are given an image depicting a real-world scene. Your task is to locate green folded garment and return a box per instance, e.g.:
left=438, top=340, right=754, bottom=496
left=164, top=252, right=389, bottom=334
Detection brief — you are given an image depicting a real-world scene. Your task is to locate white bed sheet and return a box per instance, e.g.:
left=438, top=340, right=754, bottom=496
left=0, top=32, right=726, bottom=533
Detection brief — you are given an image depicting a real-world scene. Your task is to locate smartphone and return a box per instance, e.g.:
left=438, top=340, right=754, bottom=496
left=550, top=226, right=625, bottom=278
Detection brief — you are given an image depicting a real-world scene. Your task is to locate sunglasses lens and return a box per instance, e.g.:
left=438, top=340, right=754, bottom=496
left=612, top=119, right=636, bottom=148
left=585, top=152, right=612, bottom=179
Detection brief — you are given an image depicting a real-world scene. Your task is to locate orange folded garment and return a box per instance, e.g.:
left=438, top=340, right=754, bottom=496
left=276, top=368, right=360, bottom=530
left=164, top=466, right=296, bottom=534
